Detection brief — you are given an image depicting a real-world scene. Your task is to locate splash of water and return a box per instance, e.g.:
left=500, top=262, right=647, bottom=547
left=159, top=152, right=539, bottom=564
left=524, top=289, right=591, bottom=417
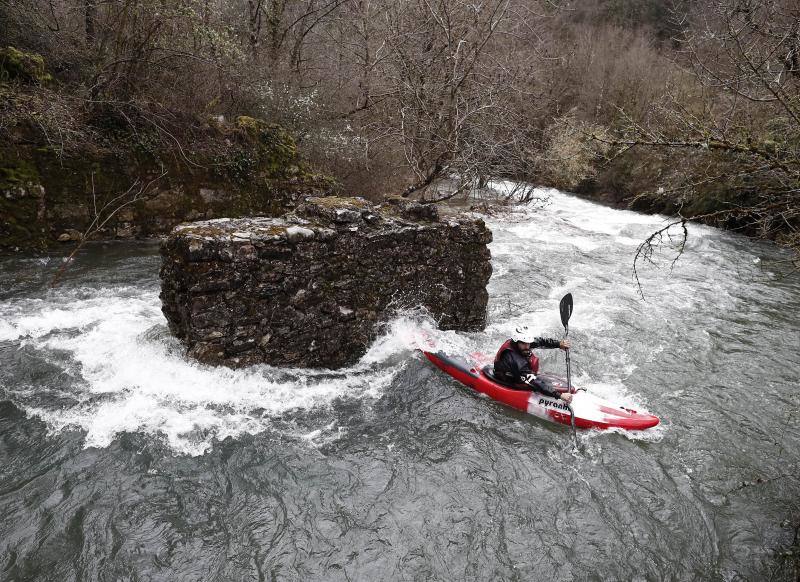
left=1, top=287, right=442, bottom=455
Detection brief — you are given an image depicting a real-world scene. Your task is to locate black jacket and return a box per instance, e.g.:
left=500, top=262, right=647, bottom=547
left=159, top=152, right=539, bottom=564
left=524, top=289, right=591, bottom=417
left=494, top=338, right=562, bottom=398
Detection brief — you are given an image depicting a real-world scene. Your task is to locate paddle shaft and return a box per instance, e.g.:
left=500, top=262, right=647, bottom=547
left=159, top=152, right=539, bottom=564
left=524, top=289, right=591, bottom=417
left=564, top=325, right=572, bottom=393
left=559, top=293, right=578, bottom=444
left=565, top=326, right=576, bottom=436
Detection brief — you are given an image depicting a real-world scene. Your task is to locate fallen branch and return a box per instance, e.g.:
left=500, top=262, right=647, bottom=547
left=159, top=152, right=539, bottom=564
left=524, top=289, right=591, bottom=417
left=50, top=169, right=168, bottom=287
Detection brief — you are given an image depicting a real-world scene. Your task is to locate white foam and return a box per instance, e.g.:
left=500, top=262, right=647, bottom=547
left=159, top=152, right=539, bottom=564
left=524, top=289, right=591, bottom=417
left=614, top=236, right=642, bottom=247
left=0, top=288, right=152, bottom=342
left=507, top=223, right=601, bottom=252
left=0, top=318, right=18, bottom=341
left=3, top=287, right=424, bottom=456
left=360, top=313, right=437, bottom=365
left=582, top=421, right=666, bottom=445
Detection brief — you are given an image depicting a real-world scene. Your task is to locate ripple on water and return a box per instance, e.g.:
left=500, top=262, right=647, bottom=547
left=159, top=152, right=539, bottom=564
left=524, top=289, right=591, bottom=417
left=0, top=188, right=798, bottom=581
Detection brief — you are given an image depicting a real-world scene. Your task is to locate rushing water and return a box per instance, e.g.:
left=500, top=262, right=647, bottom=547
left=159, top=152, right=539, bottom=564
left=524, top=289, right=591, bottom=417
left=1, top=187, right=798, bottom=581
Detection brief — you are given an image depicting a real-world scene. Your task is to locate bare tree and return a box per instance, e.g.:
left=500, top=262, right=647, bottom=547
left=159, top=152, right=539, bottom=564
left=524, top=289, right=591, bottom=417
left=332, top=0, right=557, bottom=202
left=596, top=0, right=800, bottom=290
left=85, top=0, right=97, bottom=43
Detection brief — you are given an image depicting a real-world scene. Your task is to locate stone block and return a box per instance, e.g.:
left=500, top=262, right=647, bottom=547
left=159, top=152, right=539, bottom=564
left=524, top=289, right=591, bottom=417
left=160, top=197, right=492, bottom=368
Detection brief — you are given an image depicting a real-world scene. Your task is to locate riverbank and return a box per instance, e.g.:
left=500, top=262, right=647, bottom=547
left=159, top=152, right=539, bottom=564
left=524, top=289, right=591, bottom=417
left=2, top=45, right=795, bottom=264
left=0, top=52, right=333, bottom=251
left=565, top=176, right=769, bottom=241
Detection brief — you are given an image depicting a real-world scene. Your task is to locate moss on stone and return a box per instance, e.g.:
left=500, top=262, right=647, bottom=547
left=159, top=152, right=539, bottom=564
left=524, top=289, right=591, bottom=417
left=159, top=200, right=492, bottom=368
left=0, top=46, right=52, bottom=85
left=182, top=226, right=226, bottom=238
left=181, top=220, right=289, bottom=239
left=234, top=115, right=305, bottom=181
left=0, top=157, right=40, bottom=188
left=263, top=225, right=289, bottom=235
left=0, top=151, right=46, bottom=249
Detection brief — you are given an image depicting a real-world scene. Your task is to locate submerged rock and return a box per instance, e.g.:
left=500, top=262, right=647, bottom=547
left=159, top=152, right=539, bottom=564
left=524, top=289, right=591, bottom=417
left=160, top=196, right=492, bottom=368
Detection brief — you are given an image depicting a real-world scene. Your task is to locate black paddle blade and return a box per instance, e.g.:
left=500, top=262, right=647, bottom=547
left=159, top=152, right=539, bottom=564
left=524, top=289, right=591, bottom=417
left=559, top=293, right=573, bottom=328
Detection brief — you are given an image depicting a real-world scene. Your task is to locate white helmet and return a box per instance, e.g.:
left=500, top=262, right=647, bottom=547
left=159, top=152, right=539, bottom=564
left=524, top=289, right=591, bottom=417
left=513, top=326, right=537, bottom=344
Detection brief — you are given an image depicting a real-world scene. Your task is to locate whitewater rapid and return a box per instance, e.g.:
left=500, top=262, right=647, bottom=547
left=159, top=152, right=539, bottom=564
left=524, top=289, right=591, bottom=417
left=0, top=186, right=790, bottom=455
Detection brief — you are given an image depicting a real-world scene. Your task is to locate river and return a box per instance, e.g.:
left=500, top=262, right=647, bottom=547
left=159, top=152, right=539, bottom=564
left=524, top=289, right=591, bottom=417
left=1, top=187, right=798, bottom=581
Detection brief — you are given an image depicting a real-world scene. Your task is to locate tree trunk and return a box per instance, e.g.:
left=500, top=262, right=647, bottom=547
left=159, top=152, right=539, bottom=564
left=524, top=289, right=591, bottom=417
left=248, top=0, right=263, bottom=56
left=85, top=0, right=96, bottom=44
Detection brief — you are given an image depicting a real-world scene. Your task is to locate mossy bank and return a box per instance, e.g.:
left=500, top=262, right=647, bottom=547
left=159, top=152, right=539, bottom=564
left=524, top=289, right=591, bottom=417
left=0, top=48, right=333, bottom=251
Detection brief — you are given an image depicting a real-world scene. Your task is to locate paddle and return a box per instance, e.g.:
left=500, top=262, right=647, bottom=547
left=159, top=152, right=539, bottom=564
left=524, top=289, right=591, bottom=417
left=559, top=293, right=573, bottom=391
left=559, top=293, right=578, bottom=446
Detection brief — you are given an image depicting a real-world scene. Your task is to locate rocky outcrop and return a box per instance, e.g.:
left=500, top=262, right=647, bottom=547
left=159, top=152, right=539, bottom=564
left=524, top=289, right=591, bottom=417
left=0, top=93, right=333, bottom=250
left=159, top=197, right=492, bottom=368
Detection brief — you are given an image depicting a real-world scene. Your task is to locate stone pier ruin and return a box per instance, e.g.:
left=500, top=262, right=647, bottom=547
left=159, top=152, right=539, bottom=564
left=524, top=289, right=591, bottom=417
left=159, top=196, right=492, bottom=368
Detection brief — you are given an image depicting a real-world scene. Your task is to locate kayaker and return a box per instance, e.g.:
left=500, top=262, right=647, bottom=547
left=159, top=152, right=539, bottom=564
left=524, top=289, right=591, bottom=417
left=493, top=327, right=573, bottom=402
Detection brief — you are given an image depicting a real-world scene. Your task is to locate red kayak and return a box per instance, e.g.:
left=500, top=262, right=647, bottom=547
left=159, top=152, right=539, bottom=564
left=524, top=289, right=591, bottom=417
left=423, top=351, right=660, bottom=431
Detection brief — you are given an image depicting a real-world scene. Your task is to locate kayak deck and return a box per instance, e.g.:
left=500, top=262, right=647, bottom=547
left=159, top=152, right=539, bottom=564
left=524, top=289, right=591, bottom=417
left=423, top=350, right=660, bottom=431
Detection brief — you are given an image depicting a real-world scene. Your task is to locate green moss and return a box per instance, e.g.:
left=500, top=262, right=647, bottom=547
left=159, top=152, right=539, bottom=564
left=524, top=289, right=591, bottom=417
left=0, top=46, right=52, bottom=85
left=316, top=173, right=339, bottom=189
left=182, top=226, right=225, bottom=238
left=234, top=116, right=260, bottom=132
left=0, top=157, right=40, bottom=188
left=235, top=115, right=302, bottom=180
left=214, top=118, right=320, bottom=186
left=131, top=129, right=164, bottom=159
left=220, top=150, right=258, bottom=183
left=256, top=224, right=288, bottom=235
left=0, top=152, right=46, bottom=249
left=1, top=108, right=333, bottom=249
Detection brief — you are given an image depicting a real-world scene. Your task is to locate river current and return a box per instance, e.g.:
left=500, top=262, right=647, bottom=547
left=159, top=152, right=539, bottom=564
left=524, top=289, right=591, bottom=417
left=1, top=187, right=798, bottom=581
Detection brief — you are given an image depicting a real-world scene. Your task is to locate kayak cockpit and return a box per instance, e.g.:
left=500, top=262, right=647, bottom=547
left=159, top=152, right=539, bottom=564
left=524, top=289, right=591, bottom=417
left=481, top=365, right=570, bottom=394
left=480, top=365, right=529, bottom=390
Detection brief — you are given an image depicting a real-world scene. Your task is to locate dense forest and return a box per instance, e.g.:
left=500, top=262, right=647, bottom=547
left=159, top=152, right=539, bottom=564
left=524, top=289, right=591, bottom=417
left=1, top=0, right=798, bottom=261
